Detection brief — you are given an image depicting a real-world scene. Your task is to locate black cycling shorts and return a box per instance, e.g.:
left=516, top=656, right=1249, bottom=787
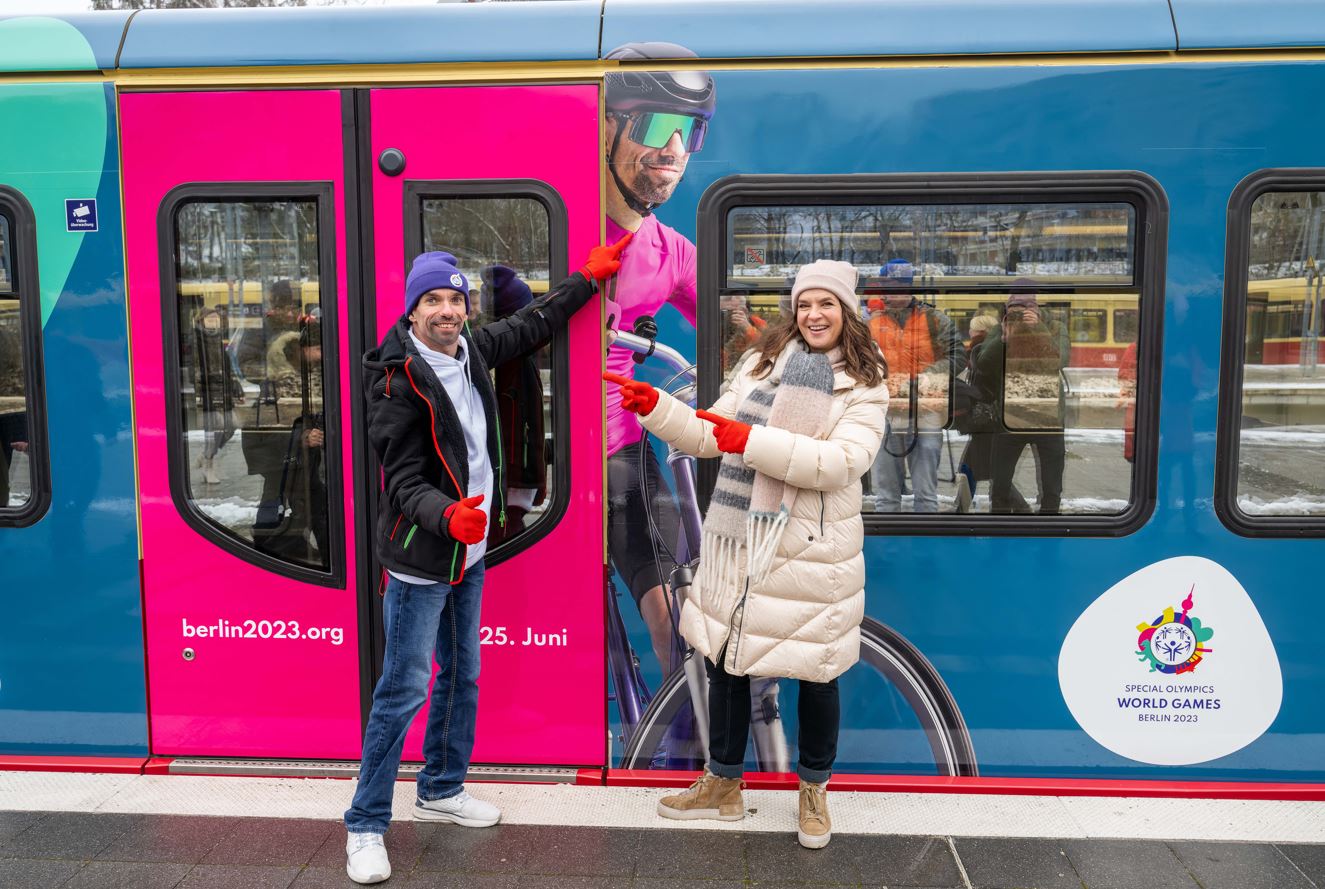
left=607, top=437, right=682, bottom=605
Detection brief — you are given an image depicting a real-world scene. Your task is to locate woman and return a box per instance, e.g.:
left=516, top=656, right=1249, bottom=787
left=604, top=259, right=888, bottom=849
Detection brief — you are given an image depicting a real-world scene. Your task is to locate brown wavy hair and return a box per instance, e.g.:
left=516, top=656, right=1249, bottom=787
left=748, top=305, right=887, bottom=387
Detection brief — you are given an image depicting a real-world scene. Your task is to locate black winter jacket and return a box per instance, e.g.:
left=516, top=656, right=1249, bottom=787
left=363, top=271, right=595, bottom=583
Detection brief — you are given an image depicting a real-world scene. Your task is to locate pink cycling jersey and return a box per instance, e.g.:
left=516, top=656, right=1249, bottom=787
left=605, top=214, right=698, bottom=456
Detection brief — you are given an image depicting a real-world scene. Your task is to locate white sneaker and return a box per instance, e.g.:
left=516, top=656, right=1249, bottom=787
left=413, top=789, right=501, bottom=827
left=345, top=832, right=391, bottom=884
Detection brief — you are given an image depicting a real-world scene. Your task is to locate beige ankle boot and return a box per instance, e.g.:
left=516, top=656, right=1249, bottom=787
left=797, top=779, right=831, bottom=848
left=657, top=769, right=745, bottom=821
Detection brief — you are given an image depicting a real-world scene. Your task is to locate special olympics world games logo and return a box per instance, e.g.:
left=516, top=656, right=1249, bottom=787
left=1135, top=586, right=1215, bottom=675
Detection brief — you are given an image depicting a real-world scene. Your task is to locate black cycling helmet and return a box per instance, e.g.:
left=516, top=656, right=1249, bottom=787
left=603, top=43, right=716, bottom=216
left=604, top=42, right=716, bottom=121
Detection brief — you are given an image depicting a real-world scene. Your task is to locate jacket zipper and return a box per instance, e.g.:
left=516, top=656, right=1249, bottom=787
left=402, top=356, right=467, bottom=583
left=726, top=579, right=751, bottom=673
left=464, top=322, right=506, bottom=529
left=820, top=492, right=826, bottom=536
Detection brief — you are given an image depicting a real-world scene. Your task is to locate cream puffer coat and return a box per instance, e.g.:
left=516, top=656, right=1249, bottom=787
left=640, top=350, right=888, bottom=683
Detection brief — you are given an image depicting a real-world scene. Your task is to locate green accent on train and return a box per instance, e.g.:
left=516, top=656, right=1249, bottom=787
left=0, top=18, right=109, bottom=327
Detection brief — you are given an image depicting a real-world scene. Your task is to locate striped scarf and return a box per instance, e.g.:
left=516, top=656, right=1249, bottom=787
left=698, top=343, right=837, bottom=616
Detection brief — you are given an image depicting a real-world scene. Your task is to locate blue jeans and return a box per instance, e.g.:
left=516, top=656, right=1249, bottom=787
left=870, top=429, right=942, bottom=513
left=345, top=563, right=485, bottom=834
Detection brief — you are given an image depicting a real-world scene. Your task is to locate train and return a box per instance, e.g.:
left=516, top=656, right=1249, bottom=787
left=2, top=0, right=1325, bottom=794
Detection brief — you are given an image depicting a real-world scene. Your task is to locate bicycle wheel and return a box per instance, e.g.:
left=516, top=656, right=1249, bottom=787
left=620, top=618, right=978, bottom=777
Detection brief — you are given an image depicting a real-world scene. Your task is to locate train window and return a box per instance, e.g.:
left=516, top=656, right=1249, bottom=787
left=1070, top=308, right=1108, bottom=344
left=1218, top=178, right=1325, bottom=533
left=700, top=174, right=1165, bottom=535
left=0, top=190, right=49, bottom=526
left=409, top=183, right=565, bottom=553
left=1114, top=308, right=1139, bottom=344
left=167, top=195, right=338, bottom=575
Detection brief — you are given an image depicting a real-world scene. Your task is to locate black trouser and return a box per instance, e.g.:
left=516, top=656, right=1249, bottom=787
left=705, top=654, right=839, bottom=784
left=990, top=431, right=1065, bottom=515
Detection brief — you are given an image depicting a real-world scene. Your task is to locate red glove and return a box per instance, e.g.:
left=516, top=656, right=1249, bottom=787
left=696, top=410, right=752, bottom=454
left=579, top=232, right=633, bottom=282
left=444, top=495, right=487, bottom=545
left=603, top=371, right=658, bottom=416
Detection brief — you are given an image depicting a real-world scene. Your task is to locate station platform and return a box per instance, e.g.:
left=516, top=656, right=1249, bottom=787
left=2, top=770, right=1324, bottom=888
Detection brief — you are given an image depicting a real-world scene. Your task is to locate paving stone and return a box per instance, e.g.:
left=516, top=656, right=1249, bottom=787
left=0, top=811, right=46, bottom=845
left=837, top=834, right=965, bottom=887
left=178, top=863, right=301, bottom=889
left=632, top=880, right=746, bottom=889
left=1276, top=843, right=1325, bottom=886
left=1169, top=841, right=1315, bottom=889
left=1062, top=838, right=1197, bottom=889
left=200, top=818, right=335, bottom=868
left=417, top=824, right=637, bottom=879
left=626, top=828, right=746, bottom=882
left=287, top=866, right=365, bottom=889
left=744, top=830, right=859, bottom=885
left=0, top=812, right=141, bottom=860
left=952, top=836, right=1083, bottom=889
left=0, top=856, right=85, bottom=889
left=63, top=860, right=193, bottom=889
left=97, top=814, right=237, bottom=864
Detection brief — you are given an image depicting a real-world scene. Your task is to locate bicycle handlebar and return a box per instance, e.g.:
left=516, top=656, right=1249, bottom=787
left=612, top=332, right=695, bottom=386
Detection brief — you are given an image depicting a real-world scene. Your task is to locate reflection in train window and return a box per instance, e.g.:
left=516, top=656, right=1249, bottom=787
left=171, top=199, right=333, bottom=571
left=419, top=196, right=553, bottom=546
left=1231, top=190, right=1325, bottom=519
left=1113, top=307, right=1138, bottom=344
left=724, top=200, right=1143, bottom=518
left=0, top=210, right=32, bottom=513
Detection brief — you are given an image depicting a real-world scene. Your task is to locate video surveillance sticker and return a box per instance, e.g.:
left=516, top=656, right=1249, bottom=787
left=1058, top=556, right=1282, bottom=765
left=65, top=199, right=97, bottom=233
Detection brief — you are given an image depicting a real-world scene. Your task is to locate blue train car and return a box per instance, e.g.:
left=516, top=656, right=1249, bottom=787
left=1, top=0, right=1322, bottom=794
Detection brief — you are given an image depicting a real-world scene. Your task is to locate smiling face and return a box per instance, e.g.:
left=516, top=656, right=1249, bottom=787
left=606, top=114, right=691, bottom=207
left=409, top=288, right=468, bottom=356
left=795, top=288, right=845, bottom=352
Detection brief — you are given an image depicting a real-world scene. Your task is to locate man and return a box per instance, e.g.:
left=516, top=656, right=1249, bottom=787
left=866, top=259, right=966, bottom=513
left=974, top=284, right=1071, bottom=514
left=345, top=238, right=628, bottom=885
left=602, top=41, right=714, bottom=671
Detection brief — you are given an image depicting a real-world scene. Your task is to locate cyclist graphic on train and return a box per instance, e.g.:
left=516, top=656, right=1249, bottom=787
left=607, top=259, right=889, bottom=848
left=973, top=283, right=1071, bottom=514
left=344, top=240, right=626, bottom=885
left=601, top=41, right=714, bottom=673
left=865, top=259, right=966, bottom=513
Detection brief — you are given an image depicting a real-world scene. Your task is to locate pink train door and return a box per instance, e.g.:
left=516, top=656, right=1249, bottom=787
left=122, top=90, right=362, bottom=758
left=366, top=85, right=605, bottom=768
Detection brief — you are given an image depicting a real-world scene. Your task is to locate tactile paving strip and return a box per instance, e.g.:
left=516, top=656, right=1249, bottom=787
left=2, top=771, right=1324, bottom=842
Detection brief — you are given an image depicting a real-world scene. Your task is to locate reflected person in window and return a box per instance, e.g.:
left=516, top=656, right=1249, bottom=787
left=250, top=316, right=328, bottom=568
left=974, top=285, right=1070, bottom=514
left=865, top=259, right=966, bottom=513
left=480, top=264, right=546, bottom=545
left=345, top=238, right=628, bottom=884
left=193, top=307, right=244, bottom=487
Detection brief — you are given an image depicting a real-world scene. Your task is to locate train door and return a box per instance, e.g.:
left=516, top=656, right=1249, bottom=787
left=364, top=85, right=605, bottom=767
left=122, top=90, right=362, bottom=758
left=122, top=85, right=605, bottom=767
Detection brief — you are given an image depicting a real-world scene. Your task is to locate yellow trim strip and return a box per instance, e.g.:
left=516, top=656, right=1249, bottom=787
left=7, top=45, right=1325, bottom=89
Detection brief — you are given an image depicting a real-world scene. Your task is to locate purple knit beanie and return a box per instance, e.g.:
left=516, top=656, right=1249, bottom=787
left=406, top=251, right=470, bottom=314
left=480, top=265, right=533, bottom=317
